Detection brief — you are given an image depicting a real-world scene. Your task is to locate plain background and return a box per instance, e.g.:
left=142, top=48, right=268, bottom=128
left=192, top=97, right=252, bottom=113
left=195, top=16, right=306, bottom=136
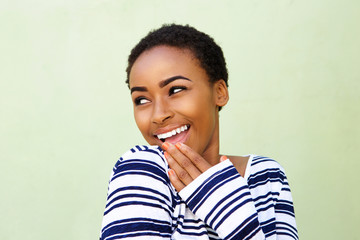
left=1, top=0, right=359, bottom=239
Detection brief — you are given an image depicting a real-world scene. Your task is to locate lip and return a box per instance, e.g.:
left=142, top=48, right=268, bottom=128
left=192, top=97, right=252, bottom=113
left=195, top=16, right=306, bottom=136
left=153, top=124, right=189, bottom=135
left=153, top=124, right=190, bottom=145
left=164, top=128, right=189, bottom=145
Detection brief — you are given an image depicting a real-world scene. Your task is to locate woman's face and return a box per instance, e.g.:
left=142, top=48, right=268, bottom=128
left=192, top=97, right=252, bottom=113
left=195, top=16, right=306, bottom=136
left=129, top=45, right=227, bottom=157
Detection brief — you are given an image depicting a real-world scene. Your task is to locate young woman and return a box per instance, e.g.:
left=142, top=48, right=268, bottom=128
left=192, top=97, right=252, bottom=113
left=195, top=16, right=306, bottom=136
left=100, top=24, right=298, bottom=240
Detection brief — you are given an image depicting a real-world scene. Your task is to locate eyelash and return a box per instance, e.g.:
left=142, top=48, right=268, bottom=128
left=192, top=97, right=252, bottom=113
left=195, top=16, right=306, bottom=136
left=134, top=86, right=187, bottom=106
left=134, top=97, right=149, bottom=106
left=169, top=86, right=187, bottom=95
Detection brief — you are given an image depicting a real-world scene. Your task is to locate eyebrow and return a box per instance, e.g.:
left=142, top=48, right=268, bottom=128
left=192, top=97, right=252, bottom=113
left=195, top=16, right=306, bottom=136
left=130, top=75, right=192, bottom=94
left=130, top=86, right=147, bottom=94
left=159, top=75, right=191, bottom=88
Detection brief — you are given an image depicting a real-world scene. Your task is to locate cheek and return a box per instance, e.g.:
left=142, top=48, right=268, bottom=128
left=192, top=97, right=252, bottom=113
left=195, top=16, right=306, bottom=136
left=192, top=90, right=215, bottom=114
left=134, top=110, right=148, bottom=134
left=178, top=91, right=215, bottom=123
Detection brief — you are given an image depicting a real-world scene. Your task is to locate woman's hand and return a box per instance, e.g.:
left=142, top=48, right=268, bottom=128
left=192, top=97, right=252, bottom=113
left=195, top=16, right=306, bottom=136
left=162, top=142, right=213, bottom=192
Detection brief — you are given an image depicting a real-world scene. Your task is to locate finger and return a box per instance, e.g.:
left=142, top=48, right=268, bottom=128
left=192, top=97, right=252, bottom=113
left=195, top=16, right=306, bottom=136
left=220, top=155, right=228, bottom=162
left=168, top=169, right=185, bottom=192
left=164, top=151, right=194, bottom=186
left=175, top=143, right=212, bottom=173
left=164, top=143, right=202, bottom=180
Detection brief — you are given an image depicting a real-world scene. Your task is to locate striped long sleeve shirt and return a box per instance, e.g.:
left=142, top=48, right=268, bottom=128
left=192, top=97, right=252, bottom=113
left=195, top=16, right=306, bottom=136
left=100, top=145, right=298, bottom=239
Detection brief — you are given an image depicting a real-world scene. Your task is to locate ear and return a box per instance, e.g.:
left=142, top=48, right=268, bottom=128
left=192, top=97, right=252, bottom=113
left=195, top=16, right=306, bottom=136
left=213, top=79, right=229, bottom=108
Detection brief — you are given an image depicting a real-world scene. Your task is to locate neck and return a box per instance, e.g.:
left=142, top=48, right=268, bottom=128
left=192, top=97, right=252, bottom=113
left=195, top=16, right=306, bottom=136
left=201, top=114, right=221, bottom=166
left=202, top=142, right=220, bottom=166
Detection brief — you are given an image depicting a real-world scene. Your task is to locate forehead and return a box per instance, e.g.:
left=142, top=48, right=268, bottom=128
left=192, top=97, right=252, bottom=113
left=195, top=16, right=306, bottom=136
left=129, top=46, right=207, bottom=87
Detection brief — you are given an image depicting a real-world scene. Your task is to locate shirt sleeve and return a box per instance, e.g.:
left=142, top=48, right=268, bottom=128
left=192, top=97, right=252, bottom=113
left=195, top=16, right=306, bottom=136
left=179, top=159, right=298, bottom=240
left=100, top=147, right=174, bottom=240
left=273, top=175, right=298, bottom=239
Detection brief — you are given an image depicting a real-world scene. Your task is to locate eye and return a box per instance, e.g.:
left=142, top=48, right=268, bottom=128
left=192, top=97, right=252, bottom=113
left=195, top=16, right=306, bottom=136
left=134, top=97, right=150, bottom=106
left=169, top=86, right=187, bottom=96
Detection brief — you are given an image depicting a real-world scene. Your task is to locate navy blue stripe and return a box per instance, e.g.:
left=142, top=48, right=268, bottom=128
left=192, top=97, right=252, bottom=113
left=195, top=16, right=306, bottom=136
left=261, top=217, right=275, bottom=226
left=214, top=198, right=254, bottom=230
left=251, top=156, right=267, bottom=161
left=275, top=209, right=295, bottom=218
left=264, top=230, right=277, bottom=238
left=206, top=226, right=218, bottom=235
left=249, top=167, right=285, bottom=179
left=187, top=167, right=239, bottom=212
left=243, top=226, right=261, bottom=240
left=106, top=193, right=173, bottom=213
left=251, top=158, right=276, bottom=167
left=176, top=228, right=209, bottom=236
left=277, top=231, right=298, bottom=239
left=256, top=203, right=275, bottom=213
left=277, top=199, right=294, bottom=205
left=181, top=224, right=206, bottom=230
left=277, top=221, right=298, bottom=233
left=107, top=186, right=170, bottom=205
left=102, top=217, right=170, bottom=233
left=115, top=146, right=165, bottom=167
left=282, top=187, right=292, bottom=192
left=104, top=201, right=172, bottom=216
left=106, top=231, right=170, bottom=240
left=204, top=186, right=247, bottom=223
left=275, top=202, right=295, bottom=214
left=183, top=218, right=203, bottom=223
left=192, top=173, right=241, bottom=214
left=254, top=194, right=275, bottom=208
left=209, top=237, right=221, bottom=240
left=111, top=162, right=168, bottom=185
left=112, top=171, right=168, bottom=190
left=171, top=215, right=183, bottom=230
left=185, top=165, right=234, bottom=204
left=114, top=159, right=166, bottom=177
left=210, top=191, right=252, bottom=227
left=277, top=227, right=298, bottom=239
left=248, top=176, right=287, bottom=190
left=260, top=217, right=276, bottom=236
left=251, top=156, right=272, bottom=161
left=252, top=191, right=279, bottom=202
left=113, top=158, right=123, bottom=171
left=248, top=168, right=286, bottom=185
left=132, top=147, right=166, bottom=164
left=255, top=200, right=275, bottom=211
left=102, top=219, right=171, bottom=239
left=224, top=214, right=260, bottom=240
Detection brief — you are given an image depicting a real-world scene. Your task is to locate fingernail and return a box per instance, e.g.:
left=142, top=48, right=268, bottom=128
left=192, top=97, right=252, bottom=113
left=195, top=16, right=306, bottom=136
left=164, top=151, right=169, bottom=159
left=175, top=142, right=182, bottom=149
left=162, top=142, right=169, bottom=150
left=220, top=155, right=228, bottom=162
left=168, top=169, right=175, bottom=176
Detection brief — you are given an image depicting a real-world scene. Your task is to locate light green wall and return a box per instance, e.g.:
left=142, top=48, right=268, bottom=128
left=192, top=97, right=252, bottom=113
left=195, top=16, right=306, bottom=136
left=1, top=0, right=359, bottom=239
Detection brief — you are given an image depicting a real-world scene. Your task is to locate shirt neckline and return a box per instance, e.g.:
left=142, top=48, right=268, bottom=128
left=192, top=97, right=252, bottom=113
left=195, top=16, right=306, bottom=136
left=243, top=154, right=254, bottom=181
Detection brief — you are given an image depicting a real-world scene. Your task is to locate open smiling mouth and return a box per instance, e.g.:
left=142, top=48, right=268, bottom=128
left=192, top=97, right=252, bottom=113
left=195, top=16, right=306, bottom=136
left=155, top=125, right=190, bottom=143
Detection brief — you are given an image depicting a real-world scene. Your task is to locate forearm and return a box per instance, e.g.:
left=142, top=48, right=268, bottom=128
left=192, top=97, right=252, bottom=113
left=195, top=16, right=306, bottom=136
left=100, top=148, right=174, bottom=239
left=179, top=160, right=265, bottom=239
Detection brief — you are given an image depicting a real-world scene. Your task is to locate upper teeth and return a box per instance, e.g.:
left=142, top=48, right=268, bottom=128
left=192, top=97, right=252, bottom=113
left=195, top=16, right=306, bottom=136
left=157, top=125, right=188, bottom=140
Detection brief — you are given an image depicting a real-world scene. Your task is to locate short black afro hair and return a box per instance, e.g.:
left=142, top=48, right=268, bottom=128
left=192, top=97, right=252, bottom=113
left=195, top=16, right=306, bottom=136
left=126, top=24, right=228, bottom=88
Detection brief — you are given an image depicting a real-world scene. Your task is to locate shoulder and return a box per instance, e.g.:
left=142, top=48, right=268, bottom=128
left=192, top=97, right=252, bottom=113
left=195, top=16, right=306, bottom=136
left=106, top=145, right=173, bottom=199
left=246, top=155, right=289, bottom=188
left=114, top=145, right=166, bottom=170
left=110, top=145, right=168, bottom=182
left=249, top=155, right=286, bottom=172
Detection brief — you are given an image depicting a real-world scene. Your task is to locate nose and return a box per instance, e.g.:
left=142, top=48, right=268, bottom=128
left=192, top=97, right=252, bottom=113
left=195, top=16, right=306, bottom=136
left=151, top=98, right=173, bottom=124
